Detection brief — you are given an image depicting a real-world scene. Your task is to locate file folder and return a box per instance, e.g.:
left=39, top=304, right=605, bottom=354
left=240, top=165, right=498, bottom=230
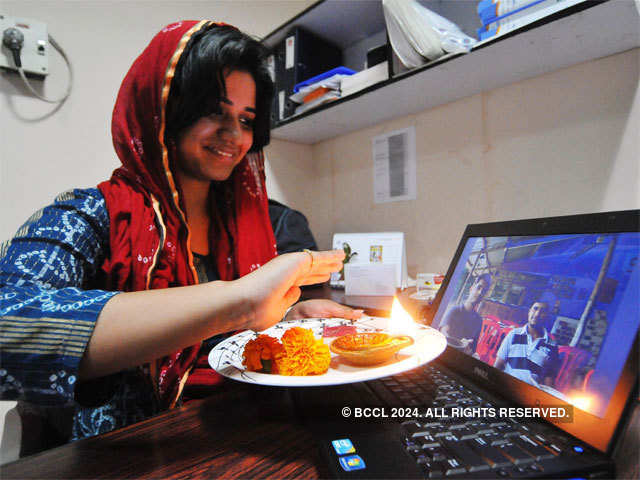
left=271, top=27, right=342, bottom=123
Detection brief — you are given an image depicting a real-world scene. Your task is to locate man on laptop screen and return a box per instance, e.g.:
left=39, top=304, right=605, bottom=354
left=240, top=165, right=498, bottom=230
left=494, top=301, right=560, bottom=389
left=437, top=273, right=491, bottom=356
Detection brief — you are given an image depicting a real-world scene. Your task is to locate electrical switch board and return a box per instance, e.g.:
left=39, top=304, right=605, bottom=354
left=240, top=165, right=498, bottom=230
left=0, top=14, right=49, bottom=76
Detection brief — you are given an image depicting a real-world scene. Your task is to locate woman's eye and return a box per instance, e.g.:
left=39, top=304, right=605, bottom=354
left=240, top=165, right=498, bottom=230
left=240, top=117, right=255, bottom=129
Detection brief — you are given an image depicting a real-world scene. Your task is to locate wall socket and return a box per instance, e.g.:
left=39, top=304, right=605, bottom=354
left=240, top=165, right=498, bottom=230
left=0, top=14, right=49, bottom=77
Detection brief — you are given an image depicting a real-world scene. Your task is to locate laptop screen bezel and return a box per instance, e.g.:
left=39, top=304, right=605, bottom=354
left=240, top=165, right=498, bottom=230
left=424, top=209, right=639, bottom=454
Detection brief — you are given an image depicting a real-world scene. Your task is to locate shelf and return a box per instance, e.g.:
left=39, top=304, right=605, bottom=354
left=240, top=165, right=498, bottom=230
left=268, top=0, right=640, bottom=145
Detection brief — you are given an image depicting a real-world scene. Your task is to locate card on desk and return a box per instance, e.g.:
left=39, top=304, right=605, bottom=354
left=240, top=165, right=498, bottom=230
left=344, top=263, right=396, bottom=296
left=331, top=232, right=407, bottom=289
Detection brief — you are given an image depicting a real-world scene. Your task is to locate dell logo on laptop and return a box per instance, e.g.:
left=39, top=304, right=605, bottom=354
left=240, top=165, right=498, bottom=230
left=473, top=367, right=489, bottom=380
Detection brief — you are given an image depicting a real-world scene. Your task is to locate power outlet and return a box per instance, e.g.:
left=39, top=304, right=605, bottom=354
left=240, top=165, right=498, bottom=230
left=0, top=14, right=49, bottom=76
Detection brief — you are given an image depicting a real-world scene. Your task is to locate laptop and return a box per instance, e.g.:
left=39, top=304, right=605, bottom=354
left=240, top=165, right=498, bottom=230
left=293, top=209, right=639, bottom=479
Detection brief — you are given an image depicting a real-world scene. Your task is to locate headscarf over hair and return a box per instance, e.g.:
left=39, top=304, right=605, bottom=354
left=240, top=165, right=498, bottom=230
left=98, top=21, right=277, bottom=408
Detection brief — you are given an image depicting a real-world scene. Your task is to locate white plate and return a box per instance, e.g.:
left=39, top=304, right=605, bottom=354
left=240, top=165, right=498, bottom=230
left=409, top=291, right=437, bottom=301
left=208, top=316, right=446, bottom=387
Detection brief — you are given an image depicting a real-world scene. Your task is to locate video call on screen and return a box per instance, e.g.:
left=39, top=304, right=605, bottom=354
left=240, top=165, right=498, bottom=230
left=432, top=233, right=639, bottom=418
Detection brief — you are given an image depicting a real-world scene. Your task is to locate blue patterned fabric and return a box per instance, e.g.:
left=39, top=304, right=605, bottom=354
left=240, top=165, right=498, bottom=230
left=0, top=188, right=159, bottom=444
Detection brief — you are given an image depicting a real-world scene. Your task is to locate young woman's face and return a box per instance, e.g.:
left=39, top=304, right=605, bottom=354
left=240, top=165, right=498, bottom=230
left=175, top=69, right=256, bottom=183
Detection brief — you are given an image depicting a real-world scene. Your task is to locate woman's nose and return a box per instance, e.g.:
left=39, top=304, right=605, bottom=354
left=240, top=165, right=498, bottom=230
left=218, top=115, right=241, bottom=139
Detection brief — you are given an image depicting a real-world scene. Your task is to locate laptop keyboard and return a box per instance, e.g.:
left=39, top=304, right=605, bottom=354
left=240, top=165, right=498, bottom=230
left=366, top=364, right=583, bottom=478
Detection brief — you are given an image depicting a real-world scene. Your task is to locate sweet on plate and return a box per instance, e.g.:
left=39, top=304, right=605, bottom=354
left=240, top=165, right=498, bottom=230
left=242, top=326, right=330, bottom=376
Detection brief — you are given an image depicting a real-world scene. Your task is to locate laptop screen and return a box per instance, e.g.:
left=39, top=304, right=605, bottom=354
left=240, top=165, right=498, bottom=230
left=431, top=232, right=639, bottom=418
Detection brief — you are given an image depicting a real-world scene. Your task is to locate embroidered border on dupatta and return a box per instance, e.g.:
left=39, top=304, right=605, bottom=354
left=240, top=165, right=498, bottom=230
left=154, top=19, right=212, bottom=288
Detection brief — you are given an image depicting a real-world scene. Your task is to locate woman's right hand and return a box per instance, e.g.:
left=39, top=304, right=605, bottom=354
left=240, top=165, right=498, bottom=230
left=80, top=249, right=343, bottom=380
left=233, top=250, right=345, bottom=332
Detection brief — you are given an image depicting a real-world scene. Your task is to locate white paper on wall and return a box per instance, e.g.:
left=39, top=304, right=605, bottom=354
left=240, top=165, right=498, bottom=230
left=373, top=126, right=417, bottom=204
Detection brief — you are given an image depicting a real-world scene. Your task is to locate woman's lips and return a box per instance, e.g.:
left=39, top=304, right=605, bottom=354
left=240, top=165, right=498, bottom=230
left=205, top=145, right=237, bottom=161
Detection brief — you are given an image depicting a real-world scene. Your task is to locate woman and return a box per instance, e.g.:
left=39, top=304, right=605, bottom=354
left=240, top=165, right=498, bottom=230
left=0, top=21, right=359, bottom=451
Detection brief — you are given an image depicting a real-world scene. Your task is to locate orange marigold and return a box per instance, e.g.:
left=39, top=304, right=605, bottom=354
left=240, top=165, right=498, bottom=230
left=275, top=327, right=331, bottom=376
left=242, top=335, right=285, bottom=374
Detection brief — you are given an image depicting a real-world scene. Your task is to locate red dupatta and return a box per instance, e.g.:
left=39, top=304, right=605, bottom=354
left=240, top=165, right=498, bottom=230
left=97, top=21, right=277, bottom=409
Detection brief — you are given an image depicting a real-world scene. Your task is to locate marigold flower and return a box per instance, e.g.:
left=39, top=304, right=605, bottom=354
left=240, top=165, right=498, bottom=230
left=275, top=327, right=331, bottom=376
left=242, top=335, right=285, bottom=374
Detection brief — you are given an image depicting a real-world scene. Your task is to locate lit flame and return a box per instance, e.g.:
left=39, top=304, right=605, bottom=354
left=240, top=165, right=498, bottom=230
left=567, top=394, right=593, bottom=412
left=388, top=297, right=417, bottom=335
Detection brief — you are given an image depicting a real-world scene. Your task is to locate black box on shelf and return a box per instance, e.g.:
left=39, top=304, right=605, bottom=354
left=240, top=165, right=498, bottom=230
left=270, top=27, right=342, bottom=125
left=268, top=42, right=285, bottom=127
left=366, top=43, right=389, bottom=68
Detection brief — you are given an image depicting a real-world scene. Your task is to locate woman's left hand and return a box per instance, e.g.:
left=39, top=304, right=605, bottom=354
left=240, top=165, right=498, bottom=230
left=285, top=299, right=364, bottom=321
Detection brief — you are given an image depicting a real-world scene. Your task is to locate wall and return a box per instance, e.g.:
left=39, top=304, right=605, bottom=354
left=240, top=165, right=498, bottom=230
left=308, top=48, right=639, bottom=277
left=264, top=139, right=329, bottom=244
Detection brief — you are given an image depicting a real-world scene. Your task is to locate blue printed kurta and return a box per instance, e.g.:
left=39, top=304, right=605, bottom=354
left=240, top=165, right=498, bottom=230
left=0, top=189, right=159, bottom=443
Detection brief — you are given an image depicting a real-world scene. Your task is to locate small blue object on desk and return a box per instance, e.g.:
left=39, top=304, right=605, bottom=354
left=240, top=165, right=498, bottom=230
left=293, top=66, right=355, bottom=92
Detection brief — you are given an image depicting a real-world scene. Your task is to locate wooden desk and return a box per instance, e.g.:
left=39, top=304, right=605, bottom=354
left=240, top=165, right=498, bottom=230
left=1, top=383, right=321, bottom=479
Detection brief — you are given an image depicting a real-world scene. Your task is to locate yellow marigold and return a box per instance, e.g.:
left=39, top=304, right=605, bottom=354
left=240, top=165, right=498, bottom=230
left=275, top=327, right=331, bottom=376
left=242, top=335, right=285, bottom=374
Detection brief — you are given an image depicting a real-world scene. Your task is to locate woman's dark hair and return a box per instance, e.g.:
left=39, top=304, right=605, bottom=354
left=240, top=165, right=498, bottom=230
left=166, top=24, right=274, bottom=151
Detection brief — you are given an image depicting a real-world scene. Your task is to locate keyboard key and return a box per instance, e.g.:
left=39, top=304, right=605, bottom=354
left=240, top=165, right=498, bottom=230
left=441, top=439, right=491, bottom=472
left=423, top=446, right=448, bottom=462
left=513, top=435, right=556, bottom=460
left=481, top=432, right=501, bottom=443
left=490, top=439, right=510, bottom=447
left=469, top=437, right=512, bottom=468
left=534, top=433, right=548, bottom=444
left=401, top=421, right=422, bottom=437
left=548, top=443, right=563, bottom=454
left=444, top=458, right=467, bottom=476
left=419, top=459, right=448, bottom=478
left=495, top=424, right=518, bottom=435
left=407, top=446, right=423, bottom=457
left=404, top=439, right=418, bottom=449
left=422, top=421, right=443, bottom=428
left=448, top=426, right=476, bottom=440
left=414, top=434, right=440, bottom=448
left=528, top=463, right=543, bottom=472
left=499, top=443, right=535, bottom=464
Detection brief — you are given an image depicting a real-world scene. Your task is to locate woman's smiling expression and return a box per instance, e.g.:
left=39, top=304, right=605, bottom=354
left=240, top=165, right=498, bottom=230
left=175, top=69, right=256, bottom=183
